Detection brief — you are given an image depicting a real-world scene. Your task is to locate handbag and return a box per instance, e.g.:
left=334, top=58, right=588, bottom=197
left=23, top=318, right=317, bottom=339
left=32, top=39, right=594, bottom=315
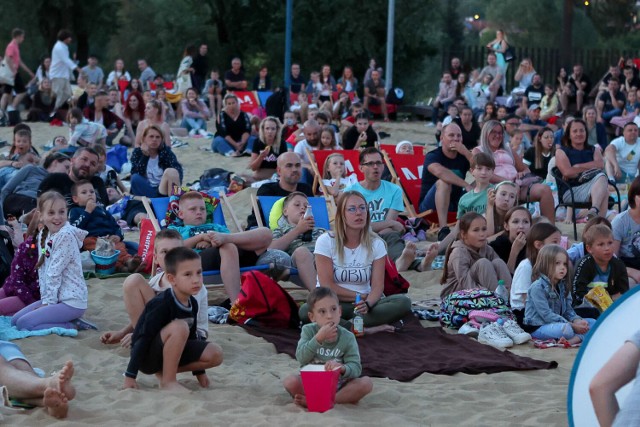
left=0, top=59, right=14, bottom=86
left=504, top=45, right=516, bottom=62
left=516, top=173, right=543, bottom=189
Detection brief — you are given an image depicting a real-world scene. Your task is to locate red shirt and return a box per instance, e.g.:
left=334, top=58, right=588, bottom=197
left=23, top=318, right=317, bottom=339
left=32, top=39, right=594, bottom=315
left=4, top=40, right=20, bottom=73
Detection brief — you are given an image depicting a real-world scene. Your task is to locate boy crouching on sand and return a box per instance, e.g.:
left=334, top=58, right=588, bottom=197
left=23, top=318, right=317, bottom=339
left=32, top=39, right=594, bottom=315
left=123, top=247, right=222, bottom=391
left=283, top=287, right=372, bottom=408
left=100, top=229, right=208, bottom=347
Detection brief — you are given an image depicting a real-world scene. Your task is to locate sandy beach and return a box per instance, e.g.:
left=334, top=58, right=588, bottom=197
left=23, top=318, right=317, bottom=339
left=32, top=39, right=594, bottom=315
left=0, top=119, right=577, bottom=426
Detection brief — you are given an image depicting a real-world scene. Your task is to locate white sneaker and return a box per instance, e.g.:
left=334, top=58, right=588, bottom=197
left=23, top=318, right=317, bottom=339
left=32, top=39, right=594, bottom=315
left=198, top=129, right=209, bottom=137
left=188, top=129, right=197, bottom=136
left=478, top=322, right=513, bottom=348
left=424, top=122, right=436, bottom=128
left=458, top=322, right=479, bottom=338
left=501, top=319, right=531, bottom=345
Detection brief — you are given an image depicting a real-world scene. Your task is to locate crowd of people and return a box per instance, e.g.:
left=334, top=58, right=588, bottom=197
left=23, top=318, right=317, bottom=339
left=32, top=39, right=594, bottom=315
left=0, top=25, right=638, bottom=422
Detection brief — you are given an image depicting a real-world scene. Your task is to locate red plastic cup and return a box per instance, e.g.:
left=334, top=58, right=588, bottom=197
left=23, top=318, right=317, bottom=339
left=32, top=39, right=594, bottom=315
left=300, top=365, right=340, bottom=412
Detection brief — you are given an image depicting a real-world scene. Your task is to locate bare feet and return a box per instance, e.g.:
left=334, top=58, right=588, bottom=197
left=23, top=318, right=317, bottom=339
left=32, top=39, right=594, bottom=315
left=395, top=242, right=417, bottom=271
left=293, top=394, right=308, bottom=408
left=196, top=373, right=210, bottom=388
left=100, top=330, right=125, bottom=345
left=418, top=243, right=439, bottom=272
left=208, top=232, right=229, bottom=247
left=161, top=381, right=190, bottom=392
left=53, top=361, right=76, bottom=401
left=42, top=388, right=69, bottom=419
left=364, top=324, right=396, bottom=334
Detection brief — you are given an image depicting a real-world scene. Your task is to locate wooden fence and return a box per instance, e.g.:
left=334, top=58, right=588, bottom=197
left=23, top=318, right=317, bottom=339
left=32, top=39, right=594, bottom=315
left=442, top=46, right=639, bottom=92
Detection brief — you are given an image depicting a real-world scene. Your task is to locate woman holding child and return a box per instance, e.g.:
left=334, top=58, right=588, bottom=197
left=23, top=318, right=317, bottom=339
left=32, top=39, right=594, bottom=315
left=554, top=118, right=610, bottom=220
left=300, top=191, right=411, bottom=330
left=130, top=125, right=182, bottom=197
left=473, top=120, right=555, bottom=224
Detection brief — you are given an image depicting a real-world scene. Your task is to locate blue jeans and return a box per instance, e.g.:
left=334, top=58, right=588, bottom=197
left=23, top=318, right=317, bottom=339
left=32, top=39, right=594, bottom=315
left=181, top=117, right=207, bottom=132
left=130, top=174, right=160, bottom=198
left=531, top=318, right=596, bottom=341
left=418, top=181, right=463, bottom=213
left=211, top=135, right=256, bottom=155
left=0, top=167, right=17, bottom=190
left=602, top=108, right=622, bottom=121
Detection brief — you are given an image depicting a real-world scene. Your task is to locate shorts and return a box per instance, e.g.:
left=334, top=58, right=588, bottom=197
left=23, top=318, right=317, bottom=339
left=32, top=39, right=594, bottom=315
left=0, top=340, right=27, bottom=362
left=419, top=182, right=464, bottom=213
left=562, top=172, right=606, bottom=204
left=200, top=246, right=259, bottom=271
left=2, top=73, right=26, bottom=95
left=138, top=333, right=208, bottom=375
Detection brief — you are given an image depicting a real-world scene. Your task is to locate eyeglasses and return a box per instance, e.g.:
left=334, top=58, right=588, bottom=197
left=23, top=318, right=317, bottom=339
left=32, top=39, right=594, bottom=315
left=346, top=205, right=368, bottom=214
left=361, top=161, right=384, bottom=167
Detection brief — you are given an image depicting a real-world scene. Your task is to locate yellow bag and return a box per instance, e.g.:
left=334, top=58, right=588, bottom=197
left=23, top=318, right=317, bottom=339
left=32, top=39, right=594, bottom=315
left=584, top=284, right=613, bottom=312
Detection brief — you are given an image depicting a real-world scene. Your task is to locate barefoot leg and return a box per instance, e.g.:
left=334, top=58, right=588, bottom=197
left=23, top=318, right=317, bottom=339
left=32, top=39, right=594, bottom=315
left=334, top=377, right=373, bottom=405
left=364, top=324, right=396, bottom=335
left=42, top=388, right=69, bottom=419
left=47, top=361, right=75, bottom=400
left=283, top=374, right=305, bottom=400
left=395, top=242, right=417, bottom=272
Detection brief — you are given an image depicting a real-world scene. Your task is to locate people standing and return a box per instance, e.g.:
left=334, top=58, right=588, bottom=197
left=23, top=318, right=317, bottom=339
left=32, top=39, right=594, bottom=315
left=50, top=29, right=80, bottom=116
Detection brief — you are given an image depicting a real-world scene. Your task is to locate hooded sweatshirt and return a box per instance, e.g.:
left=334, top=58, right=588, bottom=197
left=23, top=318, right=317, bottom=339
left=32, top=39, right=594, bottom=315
left=38, top=222, right=88, bottom=309
left=441, top=239, right=502, bottom=298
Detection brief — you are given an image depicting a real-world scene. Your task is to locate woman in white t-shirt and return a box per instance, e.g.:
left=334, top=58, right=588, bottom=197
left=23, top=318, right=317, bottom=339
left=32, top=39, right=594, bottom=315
left=304, top=191, right=411, bottom=330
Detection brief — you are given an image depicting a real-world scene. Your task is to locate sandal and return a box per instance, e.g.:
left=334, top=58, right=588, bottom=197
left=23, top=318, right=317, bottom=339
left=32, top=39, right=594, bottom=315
left=585, top=207, right=599, bottom=222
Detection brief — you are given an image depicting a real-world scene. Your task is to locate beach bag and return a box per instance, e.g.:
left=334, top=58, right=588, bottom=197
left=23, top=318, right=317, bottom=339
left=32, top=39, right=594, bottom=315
left=0, top=59, right=14, bottom=86
left=439, top=288, right=513, bottom=329
left=265, top=89, right=287, bottom=121
left=383, top=255, right=410, bottom=296
left=199, top=168, right=232, bottom=191
left=229, top=270, right=300, bottom=328
left=504, top=45, right=516, bottom=62
left=106, top=145, right=128, bottom=173
left=0, top=230, right=14, bottom=287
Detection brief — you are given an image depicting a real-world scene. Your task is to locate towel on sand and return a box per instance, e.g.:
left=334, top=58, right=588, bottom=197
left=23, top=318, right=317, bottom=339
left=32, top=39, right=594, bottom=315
left=240, top=314, right=557, bottom=381
left=0, top=316, right=77, bottom=340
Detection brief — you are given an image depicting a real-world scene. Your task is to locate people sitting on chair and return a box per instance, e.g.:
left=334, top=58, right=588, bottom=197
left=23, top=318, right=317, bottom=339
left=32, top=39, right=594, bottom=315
left=362, top=70, right=389, bottom=121
left=299, top=190, right=411, bottom=330
left=604, top=122, right=640, bottom=184
left=268, top=192, right=327, bottom=291
left=246, top=152, right=313, bottom=229
left=168, top=191, right=272, bottom=301
left=249, top=116, right=289, bottom=181
left=129, top=125, right=182, bottom=198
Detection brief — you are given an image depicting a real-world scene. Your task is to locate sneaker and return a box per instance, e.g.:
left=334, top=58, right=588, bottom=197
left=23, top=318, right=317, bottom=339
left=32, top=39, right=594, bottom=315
left=424, top=122, right=436, bottom=128
left=478, top=322, right=513, bottom=348
left=437, top=226, right=451, bottom=242
left=458, top=322, right=480, bottom=337
left=501, top=319, right=531, bottom=345
left=74, top=317, right=98, bottom=331
left=188, top=129, right=197, bottom=136
left=198, top=129, right=209, bottom=137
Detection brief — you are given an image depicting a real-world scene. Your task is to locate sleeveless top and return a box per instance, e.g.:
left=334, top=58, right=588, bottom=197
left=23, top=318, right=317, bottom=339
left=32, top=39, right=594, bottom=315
left=559, top=144, right=594, bottom=166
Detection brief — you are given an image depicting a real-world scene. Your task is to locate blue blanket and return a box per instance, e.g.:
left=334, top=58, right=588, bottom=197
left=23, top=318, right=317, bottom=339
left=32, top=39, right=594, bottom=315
left=0, top=316, right=77, bottom=340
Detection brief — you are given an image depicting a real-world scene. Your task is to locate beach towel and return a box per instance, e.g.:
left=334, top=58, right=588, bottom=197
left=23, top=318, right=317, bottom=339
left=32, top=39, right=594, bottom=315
left=0, top=316, right=78, bottom=340
left=240, top=314, right=557, bottom=381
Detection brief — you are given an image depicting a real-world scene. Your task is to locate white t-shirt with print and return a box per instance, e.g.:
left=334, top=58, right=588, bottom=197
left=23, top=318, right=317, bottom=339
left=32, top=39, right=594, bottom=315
left=314, top=232, right=386, bottom=294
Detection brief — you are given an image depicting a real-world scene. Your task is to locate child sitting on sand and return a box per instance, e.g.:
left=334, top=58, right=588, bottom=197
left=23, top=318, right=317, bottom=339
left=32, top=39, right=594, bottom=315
left=123, top=247, right=223, bottom=391
left=12, top=192, right=88, bottom=331
left=100, top=229, right=209, bottom=347
left=68, top=180, right=142, bottom=273
left=524, top=244, right=596, bottom=345
left=67, top=108, right=107, bottom=148
left=283, top=287, right=373, bottom=408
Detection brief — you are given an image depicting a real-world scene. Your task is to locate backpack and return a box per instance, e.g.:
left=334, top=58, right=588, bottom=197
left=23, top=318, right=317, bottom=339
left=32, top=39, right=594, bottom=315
left=265, top=89, right=287, bottom=121
left=229, top=270, right=300, bottom=328
left=198, top=168, right=232, bottom=192
left=439, top=288, right=513, bottom=329
left=383, top=255, right=410, bottom=296
left=0, top=230, right=15, bottom=286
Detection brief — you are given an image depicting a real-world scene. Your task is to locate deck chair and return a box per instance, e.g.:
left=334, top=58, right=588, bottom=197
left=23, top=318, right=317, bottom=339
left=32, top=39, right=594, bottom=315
left=141, top=194, right=273, bottom=285
left=250, top=195, right=332, bottom=230
left=230, top=90, right=260, bottom=114
left=309, top=149, right=364, bottom=196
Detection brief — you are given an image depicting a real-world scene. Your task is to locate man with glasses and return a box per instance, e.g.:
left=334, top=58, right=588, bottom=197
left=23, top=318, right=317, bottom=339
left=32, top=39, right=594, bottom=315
left=503, top=114, right=532, bottom=151
left=419, top=123, right=472, bottom=241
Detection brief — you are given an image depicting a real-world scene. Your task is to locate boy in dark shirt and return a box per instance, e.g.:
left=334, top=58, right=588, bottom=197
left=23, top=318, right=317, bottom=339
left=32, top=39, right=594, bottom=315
left=124, top=247, right=223, bottom=391
left=69, top=180, right=141, bottom=272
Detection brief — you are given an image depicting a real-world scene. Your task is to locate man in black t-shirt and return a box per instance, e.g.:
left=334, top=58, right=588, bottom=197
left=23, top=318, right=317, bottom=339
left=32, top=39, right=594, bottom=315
left=289, top=63, right=306, bottom=94
left=561, top=64, right=591, bottom=113
left=597, top=77, right=625, bottom=123
left=246, top=152, right=313, bottom=229
left=224, top=57, right=247, bottom=90
left=522, top=74, right=544, bottom=111
left=191, top=44, right=209, bottom=93
left=453, top=106, right=481, bottom=150
left=419, top=123, right=472, bottom=237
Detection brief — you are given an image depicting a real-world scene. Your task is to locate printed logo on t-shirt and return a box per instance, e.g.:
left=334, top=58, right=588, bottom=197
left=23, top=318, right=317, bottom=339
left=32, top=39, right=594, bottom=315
left=367, top=198, right=388, bottom=222
left=315, top=347, right=344, bottom=359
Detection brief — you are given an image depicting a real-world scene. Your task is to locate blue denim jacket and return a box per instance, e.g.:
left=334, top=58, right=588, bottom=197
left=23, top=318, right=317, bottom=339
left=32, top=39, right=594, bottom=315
left=524, top=274, right=580, bottom=327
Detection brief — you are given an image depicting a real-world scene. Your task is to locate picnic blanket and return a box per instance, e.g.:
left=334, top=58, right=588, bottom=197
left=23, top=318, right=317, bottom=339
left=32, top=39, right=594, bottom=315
left=0, top=316, right=77, bottom=340
left=240, top=314, right=557, bottom=381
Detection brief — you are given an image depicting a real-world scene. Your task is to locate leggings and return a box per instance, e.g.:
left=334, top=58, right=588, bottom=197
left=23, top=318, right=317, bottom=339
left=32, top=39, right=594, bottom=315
left=0, top=288, right=27, bottom=316
left=11, top=301, right=85, bottom=331
left=530, top=318, right=597, bottom=341
left=299, top=294, right=412, bottom=327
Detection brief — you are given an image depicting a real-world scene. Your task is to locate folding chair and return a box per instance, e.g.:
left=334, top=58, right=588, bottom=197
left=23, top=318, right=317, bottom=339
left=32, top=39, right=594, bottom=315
left=141, top=194, right=271, bottom=285
left=551, top=167, right=622, bottom=240
left=250, top=195, right=332, bottom=230
left=309, top=149, right=363, bottom=196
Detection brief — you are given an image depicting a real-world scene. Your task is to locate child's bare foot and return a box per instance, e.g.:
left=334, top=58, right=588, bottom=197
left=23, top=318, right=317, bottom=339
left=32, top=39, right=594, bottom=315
left=161, top=381, right=190, bottom=392
left=419, top=243, right=439, bottom=272
left=47, top=361, right=76, bottom=400
left=559, top=336, right=582, bottom=346
left=208, top=232, right=229, bottom=247
left=364, top=324, right=396, bottom=334
left=293, top=394, right=308, bottom=408
left=43, top=388, right=69, bottom=419
left=196, top=373, right=210, bottom=388
left=396, top=242, right=417, bottom=271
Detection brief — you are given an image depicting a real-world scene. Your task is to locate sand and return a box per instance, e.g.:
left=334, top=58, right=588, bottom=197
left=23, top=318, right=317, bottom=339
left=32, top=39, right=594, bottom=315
left=0, top=119, right=578, bottom=426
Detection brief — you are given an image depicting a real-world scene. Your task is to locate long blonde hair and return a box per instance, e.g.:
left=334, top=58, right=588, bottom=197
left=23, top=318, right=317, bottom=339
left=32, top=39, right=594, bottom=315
left=333, top=191, right=378, bottom=264
left=258, top=116, right=283, bottom=154
left=35, top=191, right=67, bottom=269
left=532, top=244, right=573, bottom=295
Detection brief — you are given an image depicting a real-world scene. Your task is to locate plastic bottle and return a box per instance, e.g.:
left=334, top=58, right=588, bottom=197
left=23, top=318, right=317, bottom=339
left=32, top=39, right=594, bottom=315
left=301, top=205, right=313, bottom=242
left=352, top=293, right=364, bottom=337
left=495, top=280, right=509, bottom=303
